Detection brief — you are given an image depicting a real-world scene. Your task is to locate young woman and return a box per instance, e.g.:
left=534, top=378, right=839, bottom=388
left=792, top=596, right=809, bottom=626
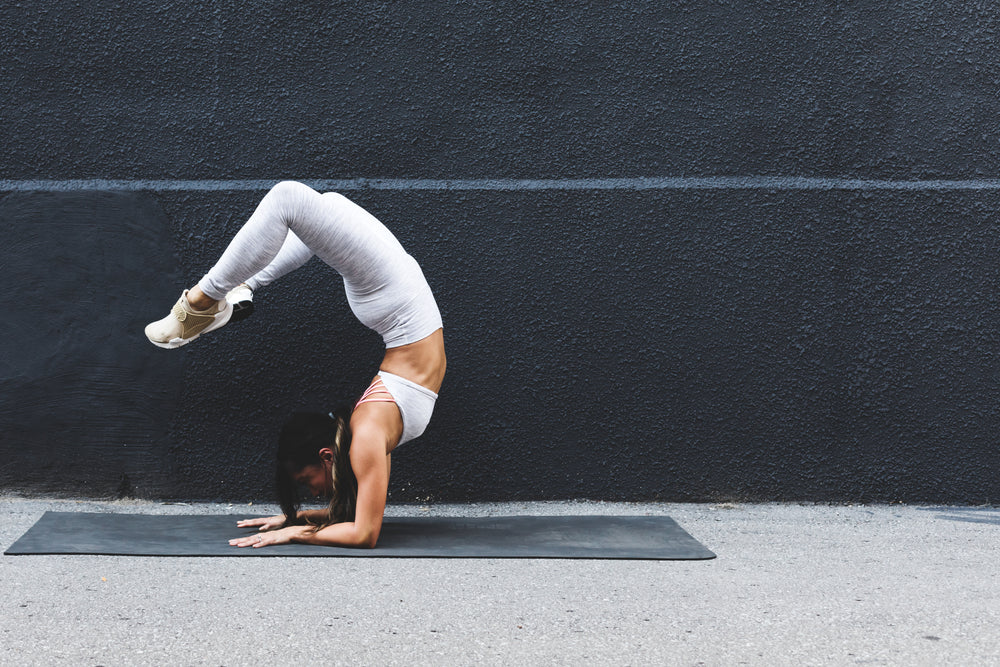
left=145, top=180, right=446, bottom=548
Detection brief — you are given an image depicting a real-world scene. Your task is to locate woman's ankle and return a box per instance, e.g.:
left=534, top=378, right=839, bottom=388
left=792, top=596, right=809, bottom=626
left=186, top=285, right=218, bottom=311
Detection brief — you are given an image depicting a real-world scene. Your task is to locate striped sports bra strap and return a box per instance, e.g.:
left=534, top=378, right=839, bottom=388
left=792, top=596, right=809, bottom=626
left=360, top=378, right=387, bottom=399
left=355, top=377, right=397, bottom=409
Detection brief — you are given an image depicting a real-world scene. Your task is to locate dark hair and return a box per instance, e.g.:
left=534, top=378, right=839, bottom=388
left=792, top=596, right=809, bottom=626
left=275, top=408, right=356, bottom=528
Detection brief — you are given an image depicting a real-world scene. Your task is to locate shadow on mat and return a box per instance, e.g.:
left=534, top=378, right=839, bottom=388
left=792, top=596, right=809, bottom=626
left=917, top=507, right=1000, bottom=526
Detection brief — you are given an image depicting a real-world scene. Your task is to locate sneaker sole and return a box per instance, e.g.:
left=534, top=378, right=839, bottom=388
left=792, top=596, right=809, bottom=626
left=148, top=302, right=234, bottom=349
left=229, top=300, right=254, bottom=324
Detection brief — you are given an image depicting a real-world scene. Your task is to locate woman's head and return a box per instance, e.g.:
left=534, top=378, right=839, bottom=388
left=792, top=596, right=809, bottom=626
left=275, top=409, right=357, bottom=527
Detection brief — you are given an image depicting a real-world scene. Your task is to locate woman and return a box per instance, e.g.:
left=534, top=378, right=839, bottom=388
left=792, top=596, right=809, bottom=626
left=145, top=180, right=446, bottom=548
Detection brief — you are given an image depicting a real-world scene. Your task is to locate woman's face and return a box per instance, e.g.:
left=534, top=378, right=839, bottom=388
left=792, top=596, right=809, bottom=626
left=293, top=462, right=332, bottom=497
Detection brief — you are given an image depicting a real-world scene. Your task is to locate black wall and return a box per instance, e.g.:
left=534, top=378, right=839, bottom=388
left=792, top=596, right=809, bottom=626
left=1, top=2, right=999, bottom=503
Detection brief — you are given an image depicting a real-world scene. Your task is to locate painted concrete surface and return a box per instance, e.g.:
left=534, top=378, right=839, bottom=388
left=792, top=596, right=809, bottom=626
left=4, top=2, right=1000, bottom=504
left=2, top=498, right=998, bottom=665
left=3, top=3, right=998, bottom=181
left=4, top=188, right=1000, bottom=504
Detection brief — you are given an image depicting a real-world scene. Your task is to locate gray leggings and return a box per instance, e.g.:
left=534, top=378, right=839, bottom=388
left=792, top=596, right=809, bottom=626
left=199, top=181, right=442, bottom=348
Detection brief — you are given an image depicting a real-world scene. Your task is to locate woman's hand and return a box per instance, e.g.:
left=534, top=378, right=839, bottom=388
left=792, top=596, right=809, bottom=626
left=229, top=525, right=312, bottom=548
left=236, top=514, right=285, bottom=532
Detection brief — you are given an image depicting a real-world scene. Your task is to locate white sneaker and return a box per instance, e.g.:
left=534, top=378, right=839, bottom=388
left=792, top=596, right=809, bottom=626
left=226, top=283, right=254, bottom=323
left=145, top=290, right=234, bottom=349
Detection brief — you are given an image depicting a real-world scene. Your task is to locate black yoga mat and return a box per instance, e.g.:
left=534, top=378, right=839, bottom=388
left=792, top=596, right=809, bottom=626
left=5, top=512, right=715, bottom=560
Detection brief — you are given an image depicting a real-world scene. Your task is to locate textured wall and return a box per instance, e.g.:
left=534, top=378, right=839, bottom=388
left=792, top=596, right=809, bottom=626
left=1, top=2, right=999, bottom=503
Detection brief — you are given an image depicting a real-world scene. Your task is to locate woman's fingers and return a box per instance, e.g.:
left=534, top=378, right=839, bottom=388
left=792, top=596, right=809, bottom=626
left=229, top=533, right=268, bottom=548
left=236, top=518, right=266, bottom=527
left=229, top=526, right=294, bottom=548
left=236, top=515, right=283, bottom=530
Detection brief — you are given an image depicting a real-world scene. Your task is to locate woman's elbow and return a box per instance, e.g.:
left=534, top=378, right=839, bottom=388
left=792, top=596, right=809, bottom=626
left=354, top=526, right=380, bottom=549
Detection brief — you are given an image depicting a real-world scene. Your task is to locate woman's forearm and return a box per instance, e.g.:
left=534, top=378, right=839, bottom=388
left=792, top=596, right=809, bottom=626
left=292, top=521, right=377, bottom=548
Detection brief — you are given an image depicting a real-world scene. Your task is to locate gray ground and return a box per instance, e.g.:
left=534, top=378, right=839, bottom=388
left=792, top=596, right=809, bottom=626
left=1, top=498, right=998, bottom=666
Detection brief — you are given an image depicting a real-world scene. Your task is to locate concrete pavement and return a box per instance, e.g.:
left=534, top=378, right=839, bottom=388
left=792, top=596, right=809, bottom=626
left=1, top=497, right=998, bottom=666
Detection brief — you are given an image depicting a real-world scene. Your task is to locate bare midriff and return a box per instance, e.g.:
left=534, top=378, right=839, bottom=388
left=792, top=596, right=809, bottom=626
left=379, top=328, right=447, bottom=393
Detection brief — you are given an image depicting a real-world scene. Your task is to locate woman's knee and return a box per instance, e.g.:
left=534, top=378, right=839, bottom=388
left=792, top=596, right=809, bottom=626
left=266, top=180, right=313, bottom=205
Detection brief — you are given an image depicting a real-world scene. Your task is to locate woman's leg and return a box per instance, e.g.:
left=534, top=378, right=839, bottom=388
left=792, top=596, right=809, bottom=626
left=244, top=230, right=314, bottom=292
left=147, top=180, right=399, bottom=347
left=197, top=181, right=330, bottom=301
left=221, top=229, right=313, bottom=323
left=147, top=181, right=322, bottom=347
left=198, top=179, right=403, bottom=304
